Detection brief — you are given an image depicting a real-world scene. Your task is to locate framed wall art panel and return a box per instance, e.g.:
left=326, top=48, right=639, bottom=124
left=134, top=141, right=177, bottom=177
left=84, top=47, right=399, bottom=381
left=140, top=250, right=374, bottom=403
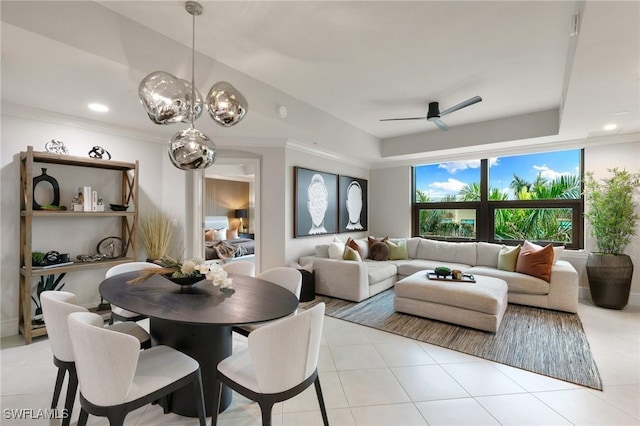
left=338, top=175, right=368, bottom=233
left=294, top=167, right=338, bottom=237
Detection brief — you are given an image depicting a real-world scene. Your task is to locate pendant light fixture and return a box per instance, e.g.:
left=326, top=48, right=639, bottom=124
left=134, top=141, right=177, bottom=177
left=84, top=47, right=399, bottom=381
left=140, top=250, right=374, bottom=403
left=138, top=1, right=248, bottom=170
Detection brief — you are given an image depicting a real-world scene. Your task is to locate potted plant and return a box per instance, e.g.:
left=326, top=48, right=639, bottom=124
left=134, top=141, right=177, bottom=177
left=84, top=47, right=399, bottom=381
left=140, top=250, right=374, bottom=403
left=140, top=207, right=176, bottom=261
left=583, top=168, right=640, bottom=309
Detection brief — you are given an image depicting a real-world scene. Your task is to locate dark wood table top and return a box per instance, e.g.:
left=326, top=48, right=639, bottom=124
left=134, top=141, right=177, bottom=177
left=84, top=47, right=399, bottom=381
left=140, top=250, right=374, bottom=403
left=99, top=271, right=299, bottom=326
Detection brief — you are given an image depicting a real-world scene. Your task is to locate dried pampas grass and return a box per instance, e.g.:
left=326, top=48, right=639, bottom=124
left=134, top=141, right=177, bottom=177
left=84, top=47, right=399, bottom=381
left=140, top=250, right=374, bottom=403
left=140, top=208, right=175, bottom=261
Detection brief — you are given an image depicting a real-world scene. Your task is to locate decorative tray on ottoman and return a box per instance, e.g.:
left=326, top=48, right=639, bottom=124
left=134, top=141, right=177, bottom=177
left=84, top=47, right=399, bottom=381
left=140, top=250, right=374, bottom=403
left=426, top=271, right=476, bottom=283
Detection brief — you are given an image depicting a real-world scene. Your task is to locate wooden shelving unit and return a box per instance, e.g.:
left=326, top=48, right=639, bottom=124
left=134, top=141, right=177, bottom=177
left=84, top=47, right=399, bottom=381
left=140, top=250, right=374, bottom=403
left=19, top=146, right=139, bottom=344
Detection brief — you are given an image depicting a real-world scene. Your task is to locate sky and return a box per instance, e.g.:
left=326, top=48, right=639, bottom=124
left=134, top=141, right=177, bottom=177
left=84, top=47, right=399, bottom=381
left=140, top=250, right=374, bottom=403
left=415, top=149, right=581, bottom=200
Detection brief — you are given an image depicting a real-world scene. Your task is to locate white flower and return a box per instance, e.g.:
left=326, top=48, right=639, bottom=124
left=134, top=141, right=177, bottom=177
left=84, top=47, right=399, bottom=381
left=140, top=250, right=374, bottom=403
left=181, top=259, right=197, bottom=275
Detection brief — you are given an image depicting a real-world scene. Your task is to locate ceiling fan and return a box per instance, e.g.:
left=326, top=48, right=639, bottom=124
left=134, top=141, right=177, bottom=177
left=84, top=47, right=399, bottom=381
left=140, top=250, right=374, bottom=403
left=380, top=95, right=482, bottom=131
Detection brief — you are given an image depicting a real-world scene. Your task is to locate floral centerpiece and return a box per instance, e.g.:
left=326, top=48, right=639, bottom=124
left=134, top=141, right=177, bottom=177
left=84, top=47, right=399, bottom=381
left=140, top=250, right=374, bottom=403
left=128, top=257, right=233, bottom=289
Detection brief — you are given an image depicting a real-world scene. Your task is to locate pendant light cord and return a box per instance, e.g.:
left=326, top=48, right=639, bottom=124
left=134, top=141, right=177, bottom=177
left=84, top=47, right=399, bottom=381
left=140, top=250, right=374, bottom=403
left=190, top=10, right=196, bottom=129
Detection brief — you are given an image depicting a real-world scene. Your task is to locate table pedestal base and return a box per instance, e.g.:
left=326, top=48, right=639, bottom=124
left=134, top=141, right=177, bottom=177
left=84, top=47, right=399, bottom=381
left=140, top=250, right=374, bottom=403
left=150, top=318, right=232, bottom=417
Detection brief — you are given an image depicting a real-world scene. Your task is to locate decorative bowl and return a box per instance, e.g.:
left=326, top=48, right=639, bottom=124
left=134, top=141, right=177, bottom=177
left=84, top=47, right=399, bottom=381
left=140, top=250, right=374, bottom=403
left=109, top=204, right=129, bottom=211
left=164, top=274, right=205, bottom=287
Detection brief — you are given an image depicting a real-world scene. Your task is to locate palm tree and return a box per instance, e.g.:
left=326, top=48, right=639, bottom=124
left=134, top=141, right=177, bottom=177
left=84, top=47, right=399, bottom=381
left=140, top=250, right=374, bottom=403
left=459, top=183, right=480, bottom=201
left=509, top=175, right=531, bottom=196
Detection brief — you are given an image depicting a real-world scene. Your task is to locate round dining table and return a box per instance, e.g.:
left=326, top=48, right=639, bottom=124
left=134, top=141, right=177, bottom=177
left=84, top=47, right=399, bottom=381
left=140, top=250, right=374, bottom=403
left=99, top=271, right=299, bottom=417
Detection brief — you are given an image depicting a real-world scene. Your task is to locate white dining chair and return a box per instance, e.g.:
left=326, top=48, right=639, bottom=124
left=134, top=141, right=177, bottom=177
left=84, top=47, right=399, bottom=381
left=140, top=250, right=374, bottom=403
left=233, top=267, right=302, bottom=337
left=222, top=260, right=255, bottom=277
left=41, top=291, right=151, bottom=426
left=212, top=303, right=328, bottom=426
left=106, top=262, right=161, bottom=324
left=68, top=311, right=207, bottom=426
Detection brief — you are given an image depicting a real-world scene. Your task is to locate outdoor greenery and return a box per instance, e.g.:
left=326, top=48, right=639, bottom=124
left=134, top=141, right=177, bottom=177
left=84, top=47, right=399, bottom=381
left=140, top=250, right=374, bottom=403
left=417, top=173, right=581, bottom=242
left=583, top=168, right=640, bottom=255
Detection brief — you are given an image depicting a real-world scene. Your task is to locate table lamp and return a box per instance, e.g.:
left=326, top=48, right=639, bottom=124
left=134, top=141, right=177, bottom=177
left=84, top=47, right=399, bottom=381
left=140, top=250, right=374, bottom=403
left=235, top=209, right=248, bottom=232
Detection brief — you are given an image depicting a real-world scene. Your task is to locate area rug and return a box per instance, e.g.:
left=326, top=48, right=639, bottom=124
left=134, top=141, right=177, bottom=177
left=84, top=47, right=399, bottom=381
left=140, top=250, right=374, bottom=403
left=307, top=289, right=602, bottom=390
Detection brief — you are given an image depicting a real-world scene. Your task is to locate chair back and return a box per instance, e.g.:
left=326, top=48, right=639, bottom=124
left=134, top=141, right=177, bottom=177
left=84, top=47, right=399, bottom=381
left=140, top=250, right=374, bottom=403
left=222, top=260, right=255, bottom=277
left=248, top=303, right=324, bottom=393
left=257, top=267, right=302, bottom=299
left=67, top=312, right=140, bottom=407
left=105, top=261, right=161, bottom=278
left=41, top=291, right=87, bottom=362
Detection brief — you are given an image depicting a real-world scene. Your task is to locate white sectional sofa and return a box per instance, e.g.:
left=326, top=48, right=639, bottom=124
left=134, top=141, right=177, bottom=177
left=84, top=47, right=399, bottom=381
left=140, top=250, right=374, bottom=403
left=299, top=237, right=579, bottom=313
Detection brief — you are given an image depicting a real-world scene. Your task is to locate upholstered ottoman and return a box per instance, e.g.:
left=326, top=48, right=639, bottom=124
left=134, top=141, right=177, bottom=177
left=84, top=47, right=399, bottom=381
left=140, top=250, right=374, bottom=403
left=394, top=271, right=508, bottom=332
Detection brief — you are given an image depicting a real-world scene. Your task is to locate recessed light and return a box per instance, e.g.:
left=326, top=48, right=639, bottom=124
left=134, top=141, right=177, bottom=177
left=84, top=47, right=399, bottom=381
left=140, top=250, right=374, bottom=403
left=603, top=123, right=617, bottom=131
left=88, top=103, right=109, bottom=112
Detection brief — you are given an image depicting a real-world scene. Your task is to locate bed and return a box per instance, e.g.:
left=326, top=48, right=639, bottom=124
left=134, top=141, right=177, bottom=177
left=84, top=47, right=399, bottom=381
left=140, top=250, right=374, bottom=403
left=204, top=216, right=255, bottom=263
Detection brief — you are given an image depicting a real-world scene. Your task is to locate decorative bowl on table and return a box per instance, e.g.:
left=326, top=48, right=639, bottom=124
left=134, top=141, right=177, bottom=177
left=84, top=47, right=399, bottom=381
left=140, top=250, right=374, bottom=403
left=163, top=274, right=205, bottom=287
left=109, top=204, right=129, bottom=211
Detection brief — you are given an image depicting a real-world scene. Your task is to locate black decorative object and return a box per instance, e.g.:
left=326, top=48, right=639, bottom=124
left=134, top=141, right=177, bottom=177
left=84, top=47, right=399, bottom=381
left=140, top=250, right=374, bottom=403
left=88, top=146, right=111, bottom=160
left=109, top=204, right=129, bottom=211
left=45, top=139, right=69, bottom=155
left=32, top=168, right=60, bottom=210
left=96, top=236, right=127, bottom=258
left=164, top=274, right=205, bottom=287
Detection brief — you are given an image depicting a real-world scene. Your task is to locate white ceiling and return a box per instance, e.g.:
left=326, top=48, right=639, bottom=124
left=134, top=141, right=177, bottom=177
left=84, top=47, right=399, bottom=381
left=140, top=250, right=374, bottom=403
left=1, top=1, right=638, bottom=165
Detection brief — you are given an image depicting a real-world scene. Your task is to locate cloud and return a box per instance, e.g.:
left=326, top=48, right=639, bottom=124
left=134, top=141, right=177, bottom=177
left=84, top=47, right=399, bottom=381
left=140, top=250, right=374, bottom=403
left=430, top=178, right=467, bottom=192
left=533, top=164, right=572, bottom=180
left=438, top=160, right=481, bottom=173
left=439, top=158, right=499, bottom=173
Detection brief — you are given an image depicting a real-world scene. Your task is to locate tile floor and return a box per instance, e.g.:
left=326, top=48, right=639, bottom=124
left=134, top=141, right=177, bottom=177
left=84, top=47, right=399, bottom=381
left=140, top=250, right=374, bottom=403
left=1, top=300, right=638, bottom=425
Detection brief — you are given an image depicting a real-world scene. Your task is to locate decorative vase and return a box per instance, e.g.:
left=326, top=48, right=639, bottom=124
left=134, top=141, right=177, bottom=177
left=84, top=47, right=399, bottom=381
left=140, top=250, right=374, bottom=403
left=32, top=168, right=60, bottom=210
left=586, top=253, right=634, bottom=310
left=164, top=274, right=205, bottom=287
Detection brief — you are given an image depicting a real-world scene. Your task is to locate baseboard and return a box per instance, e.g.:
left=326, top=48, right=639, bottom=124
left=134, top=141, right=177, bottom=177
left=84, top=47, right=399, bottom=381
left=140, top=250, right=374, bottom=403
left=579, top=286, right=640, bottom=307
left=1, top=319, right=19, bottom=339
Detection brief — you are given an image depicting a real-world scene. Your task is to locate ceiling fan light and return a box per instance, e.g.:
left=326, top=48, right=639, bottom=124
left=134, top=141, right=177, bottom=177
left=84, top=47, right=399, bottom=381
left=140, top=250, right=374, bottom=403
left=168, top=127, right=217, bottom=170
left=139, top=71, right=190, bottom=124
left=206, top=81, right=248, bottom=127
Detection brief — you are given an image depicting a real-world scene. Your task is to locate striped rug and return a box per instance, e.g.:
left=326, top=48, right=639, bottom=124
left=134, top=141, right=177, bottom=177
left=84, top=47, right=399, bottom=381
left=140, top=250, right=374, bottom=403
left=307, top=289, right=602, bottom=390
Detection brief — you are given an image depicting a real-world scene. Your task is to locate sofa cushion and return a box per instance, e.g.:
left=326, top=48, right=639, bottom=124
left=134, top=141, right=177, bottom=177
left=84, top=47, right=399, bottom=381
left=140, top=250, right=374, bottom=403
left=397, top=259, right=472, bottom=277
left=466, top=266, right=550, bottom=295
left=516, top=242, right=554, bottom=282
left=387, top=239, right=409, bottom=260
left=370, top=242, right=391, bottom=261
left=365, top=260, right=397, bottom=284
left=476, top=242, right=502, bottom=268
left=343, top=245, right=362, bottom=261
left=498, top=245, right=521, bottom=272
left=405, top=237, right=422, bottom=259
left=315, top=244, right=330, bottom=258
left=328, top=238, right=345, bottom=259
left=346, top=237, right=365, bottom=260
left=416, top=239, right=477, bottom=265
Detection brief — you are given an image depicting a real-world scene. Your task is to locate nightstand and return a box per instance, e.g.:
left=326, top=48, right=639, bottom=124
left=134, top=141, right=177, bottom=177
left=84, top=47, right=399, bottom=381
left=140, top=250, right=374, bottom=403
left=239, top=233, right=254, bottom=239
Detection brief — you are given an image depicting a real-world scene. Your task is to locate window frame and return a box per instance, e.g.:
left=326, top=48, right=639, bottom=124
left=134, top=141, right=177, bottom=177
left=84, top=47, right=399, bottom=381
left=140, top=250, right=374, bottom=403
left=412, top=152, right=584, bottom=249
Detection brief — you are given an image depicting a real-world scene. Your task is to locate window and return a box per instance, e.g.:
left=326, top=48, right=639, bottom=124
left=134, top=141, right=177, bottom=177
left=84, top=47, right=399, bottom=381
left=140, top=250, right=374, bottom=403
left=412, top=149, right=583, bottom=249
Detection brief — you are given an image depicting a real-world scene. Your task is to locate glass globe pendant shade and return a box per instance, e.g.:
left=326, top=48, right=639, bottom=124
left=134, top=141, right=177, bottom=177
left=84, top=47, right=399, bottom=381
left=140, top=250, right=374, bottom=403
left=181, top=79, right=204, bottom=123
left=206, top=81, right=248, bottom=127
left=168, top=127, right=217, bottom=170
left=139, top=71, right=190, bottom=124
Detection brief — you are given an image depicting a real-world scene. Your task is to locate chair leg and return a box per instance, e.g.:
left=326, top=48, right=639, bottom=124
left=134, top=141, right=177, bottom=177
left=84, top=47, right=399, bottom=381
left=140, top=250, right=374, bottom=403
left=314, top=376, right=329, bottom=426
left=61, top=368, right=78, bottom=426
left=78, top=409, right=89, bottom=426
left=109, top=315, right=114, bottom=325
left=105, top=410, right=127, bottom=426
left=192, top=372, right=207, bottom=426
left=51, top=366, right=66, bottom=409
left=258, top=400, right=274, bottom=426
left=211, top=377, right=223, bottom=426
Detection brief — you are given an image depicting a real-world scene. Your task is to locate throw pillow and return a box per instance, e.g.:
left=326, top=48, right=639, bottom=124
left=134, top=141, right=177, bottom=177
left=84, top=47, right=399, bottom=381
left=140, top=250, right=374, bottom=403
left=204, top=229, right=214, bottom=242
left=328, top=237, right=346, bottom=259
left=386, top=239, right=408, bottom=260
left=497, top=245, right=521, bottom=272
left=213, top=228, right=227, bottom=241
left=346, top=237, right=365, bottom=260
left=523, top=240, right=564, bottom=264
left=343, top=245, right=362, bottom=262
left=315, top=244, right=330, bottom=258
left=367, top=236, right=389, bottom=258
left=370, top=241, right=391, bottom=261
left=516, top=242, right=554, bottom=282
left=226, top=228, right=239, bottom=240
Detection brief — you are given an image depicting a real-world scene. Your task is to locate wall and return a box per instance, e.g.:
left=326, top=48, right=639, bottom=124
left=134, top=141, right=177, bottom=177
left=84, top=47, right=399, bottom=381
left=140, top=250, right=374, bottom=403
left=204, top=178, right=250, bottom=224
left=0, top=112, right=169, bottom=337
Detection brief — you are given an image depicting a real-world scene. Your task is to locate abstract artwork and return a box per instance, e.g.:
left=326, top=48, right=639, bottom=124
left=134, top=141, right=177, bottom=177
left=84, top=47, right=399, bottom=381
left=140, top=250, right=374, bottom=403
left=294, top=167, right=338, bottom=237
left=338, top=175, right=368, bottom=233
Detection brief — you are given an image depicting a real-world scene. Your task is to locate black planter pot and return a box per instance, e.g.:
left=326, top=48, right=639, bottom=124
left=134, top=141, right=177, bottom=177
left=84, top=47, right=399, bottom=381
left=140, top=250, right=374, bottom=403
left=586, top=253, right=634, bottom=310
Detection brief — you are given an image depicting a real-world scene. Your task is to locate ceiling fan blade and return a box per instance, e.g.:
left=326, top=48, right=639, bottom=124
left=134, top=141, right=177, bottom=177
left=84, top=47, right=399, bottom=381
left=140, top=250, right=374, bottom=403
left=379, top=117, right=426, bottom=121
left=429, top=117, right=449, bottom=131
left=440, top=96, right=482, bottom=116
